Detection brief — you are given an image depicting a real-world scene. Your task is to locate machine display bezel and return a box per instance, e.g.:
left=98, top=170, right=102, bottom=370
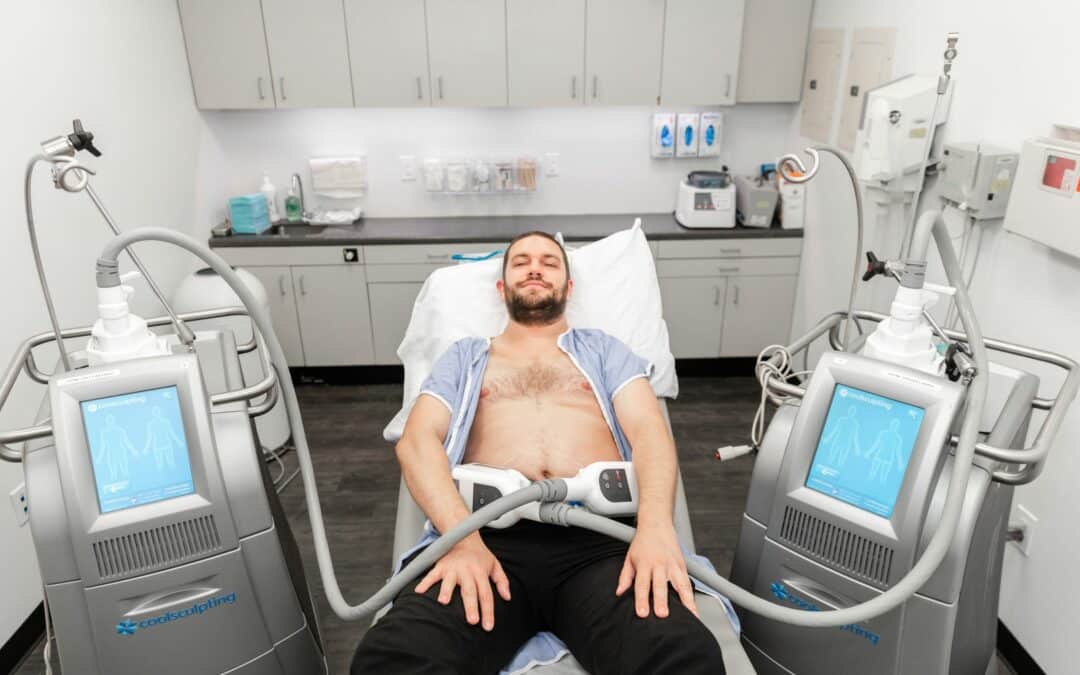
left=804, top=384, right=926, bottom=518
left=81, top=384, right=197, bottom=514
left=768, top=353, right=965, bottom=554
left=48, top=355, right=230, bottom=548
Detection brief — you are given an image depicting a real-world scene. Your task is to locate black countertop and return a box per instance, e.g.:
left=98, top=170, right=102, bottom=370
left=208, top=213, right=803, bottom=247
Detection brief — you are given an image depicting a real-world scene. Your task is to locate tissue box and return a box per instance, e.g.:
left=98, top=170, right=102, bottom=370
left=229, top=194, right=271, bottom=235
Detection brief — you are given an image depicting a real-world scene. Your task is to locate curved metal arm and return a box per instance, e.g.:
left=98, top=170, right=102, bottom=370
left=778, top=147, right=820, bottom=184
left=210, top=371, right=276, bottom=406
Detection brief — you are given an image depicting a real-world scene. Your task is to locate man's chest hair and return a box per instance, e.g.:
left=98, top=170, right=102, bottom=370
left=481, top=357, right=592, bottom=402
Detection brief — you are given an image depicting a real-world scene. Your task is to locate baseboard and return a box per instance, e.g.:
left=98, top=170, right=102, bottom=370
left=998, top=620, right=1045, bottom=675
left=1, top=603, right=43, bottom=675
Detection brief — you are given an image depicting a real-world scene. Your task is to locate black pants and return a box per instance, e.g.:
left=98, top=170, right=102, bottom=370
left=351, top=520, right=726, bottom=675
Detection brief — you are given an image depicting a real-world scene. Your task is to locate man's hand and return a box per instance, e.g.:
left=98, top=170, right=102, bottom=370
left=615, top=523, right=698, bottom=619
left=415, top=533, right=512, bottom=631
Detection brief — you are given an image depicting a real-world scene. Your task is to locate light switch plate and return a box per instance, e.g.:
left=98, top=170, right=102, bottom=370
left=544, top=153, right=560, bottom=177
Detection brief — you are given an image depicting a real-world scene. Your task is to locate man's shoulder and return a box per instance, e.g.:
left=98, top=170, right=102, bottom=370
left=566, top=328, right=625, bottom=352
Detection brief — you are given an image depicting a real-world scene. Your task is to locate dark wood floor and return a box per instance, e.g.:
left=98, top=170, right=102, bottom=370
left=14, top=376, right=1015, bottom=674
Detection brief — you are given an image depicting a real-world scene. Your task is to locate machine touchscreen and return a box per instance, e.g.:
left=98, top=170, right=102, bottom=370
left=805, top=384, right=925, bottom=517
left=82, top=385, right=196, bottom=514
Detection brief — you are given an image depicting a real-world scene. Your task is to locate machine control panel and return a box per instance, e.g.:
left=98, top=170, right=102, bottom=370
left=599, top=468, right=632, bottom=502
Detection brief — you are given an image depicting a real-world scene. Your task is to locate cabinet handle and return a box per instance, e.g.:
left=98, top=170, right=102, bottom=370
left=280, top=76, right=287, bottom=101
left=299, top=275, right=306, bottom=296
left=416, top=76, right=423, bottom=100
left=716, top=267, right=740, bottom=273
left=571, top=75, right=577, bottom=99
left=734, top=284, right=740, bottom=306
left=277, top=275, right=286, bottom=296
left=725, top=73, right=731, bottom=98
left=257, top=77, right=265, bottom=100
left=720, top=248, right=741, bottom=255
left=592, top=75, right=598, bottom=99
left=438, top=76, right=444, bottom=100
left=714, top=285, right=721, bottom=306
left=427, top=253, right=450, bottom=261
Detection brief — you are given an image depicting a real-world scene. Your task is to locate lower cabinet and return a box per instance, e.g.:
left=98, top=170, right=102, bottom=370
left=290, top=265, right=375, bottom=366
left=243, top=265, right=306, bottom=367
left=720, top=275, right=798, bottom=357
left=658, top=272, right=798, bottom=359
left=368, top=282, right=424, bottom=364
left=659, top=277, right=727, bottom=358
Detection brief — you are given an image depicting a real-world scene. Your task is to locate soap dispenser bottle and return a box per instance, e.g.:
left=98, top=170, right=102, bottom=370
left=285, top=185, right=302, bottom=223
left=260, top=172, right=280, bottom=222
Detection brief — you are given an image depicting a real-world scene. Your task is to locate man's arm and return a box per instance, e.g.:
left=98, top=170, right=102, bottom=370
left=395, top=395, right=511, bottom=631
left=611, top=377, right=698, bottom=619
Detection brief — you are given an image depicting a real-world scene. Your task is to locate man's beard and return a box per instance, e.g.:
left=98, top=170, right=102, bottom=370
left=504, top=281, right=568, bottom=326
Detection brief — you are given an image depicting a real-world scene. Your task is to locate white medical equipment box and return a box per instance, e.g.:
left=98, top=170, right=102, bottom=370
left=1003, top=136, right=1080, bottom=258
left=940, top=142, right=1018, bottom=220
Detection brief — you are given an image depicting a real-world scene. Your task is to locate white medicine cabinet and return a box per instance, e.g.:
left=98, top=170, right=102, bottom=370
left=178, top=0, right=813, bottom=109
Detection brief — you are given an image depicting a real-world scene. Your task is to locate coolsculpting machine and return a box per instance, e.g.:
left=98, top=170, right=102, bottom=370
left=23, top=336, right=326, bottom=674
left=731, top=352, right=1037, bottom=674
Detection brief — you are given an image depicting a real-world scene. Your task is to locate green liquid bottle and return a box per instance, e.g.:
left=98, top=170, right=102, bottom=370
left=285, top=187, right=302, bottom=223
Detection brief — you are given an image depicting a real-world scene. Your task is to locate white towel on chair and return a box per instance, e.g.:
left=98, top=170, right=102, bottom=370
left=309, top=156, right=367, bottom=198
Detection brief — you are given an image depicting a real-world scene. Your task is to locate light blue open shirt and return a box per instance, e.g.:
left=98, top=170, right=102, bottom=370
left=396, top=328, right=739, bottom=674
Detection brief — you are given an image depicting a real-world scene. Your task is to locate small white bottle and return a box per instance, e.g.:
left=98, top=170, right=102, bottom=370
left=260, top=172, right=280, bottom=222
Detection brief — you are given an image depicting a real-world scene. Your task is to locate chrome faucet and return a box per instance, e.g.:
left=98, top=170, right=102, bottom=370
left=290, top=173, right=305, bottom=215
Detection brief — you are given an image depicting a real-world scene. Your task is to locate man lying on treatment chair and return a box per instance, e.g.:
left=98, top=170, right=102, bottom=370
left=351, top=232, right=725, bottom=674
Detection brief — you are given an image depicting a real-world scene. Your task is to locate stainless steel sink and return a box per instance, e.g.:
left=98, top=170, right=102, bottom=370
left=268, top=223, right=328, bottom=236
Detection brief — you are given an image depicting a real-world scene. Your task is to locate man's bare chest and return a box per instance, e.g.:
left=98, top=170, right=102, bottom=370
left=479, top=357, right=594, bottom=404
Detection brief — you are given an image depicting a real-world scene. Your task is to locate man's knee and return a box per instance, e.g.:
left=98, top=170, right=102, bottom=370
left=624, top=609, right=726, bottom=675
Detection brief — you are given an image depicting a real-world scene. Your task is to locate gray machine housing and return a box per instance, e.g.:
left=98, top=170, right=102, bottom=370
left=731, top=352, right=1037, bottom=675
left=24, top=331, right=326, bottom=675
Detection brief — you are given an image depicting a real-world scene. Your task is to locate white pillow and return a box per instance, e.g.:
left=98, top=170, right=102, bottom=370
left=384, top=220, right=678, bottom=441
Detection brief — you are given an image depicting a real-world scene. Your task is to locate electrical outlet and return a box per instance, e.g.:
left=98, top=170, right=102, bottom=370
left=544, top=153, right=560, bottom=177
left=400, top=155, right=417, bottom=181
left=9, top=482, right=28, bottom=527
left=1009, top=503, right=1037, bottom=556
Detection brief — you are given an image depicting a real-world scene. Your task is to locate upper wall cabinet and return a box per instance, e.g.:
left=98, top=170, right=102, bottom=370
left=737, top=0, right=814, bottom=103
left=178, top=0, right=813, bottom=109
left=426, top=0, right=508, bottom=107
left=661, top=0, right=745, bottom=105
left=346, top=0, right=432, bottom=106
left=178, top=0, right=276, bottom=109
left=586, top=0, right=666, bottom=105
left=507, top=0, right=586, bottom=106
left=261, top=0, right=354, bottom=108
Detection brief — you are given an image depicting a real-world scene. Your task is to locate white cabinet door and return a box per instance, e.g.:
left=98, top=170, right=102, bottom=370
left=426, top=0, right=508, bottom=106
left=720, top=275, right=797, bottom=356
left=293, top=266, right=376, bottom=366
left=368, top=283, right=425, bottom=365
left=585, top=0, right=666, bottom=105
left=346, top=0, right=432, bottom=106
left=659, top=277, right=726, bottom=358
left=661, top=0, right=745, bottom=105
left=507, top=0, right=585, bottom=106
left=736, top=0, right=813, bottom=103
left=261, top=0, right=354, bottom=108
left=244, top=266, right=306, bottom=367
left=177, top=0, right=275, bottom=109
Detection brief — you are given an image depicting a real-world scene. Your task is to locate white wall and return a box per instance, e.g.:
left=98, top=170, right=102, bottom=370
left=794, top=2, right=1080, bottom=672
left=0, top=1, right=205, bottom=646
left=196, top=104, right=796, bottom=228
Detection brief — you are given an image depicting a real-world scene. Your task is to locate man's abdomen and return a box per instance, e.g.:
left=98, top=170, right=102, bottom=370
left=464, top=400, right=621, bottom=480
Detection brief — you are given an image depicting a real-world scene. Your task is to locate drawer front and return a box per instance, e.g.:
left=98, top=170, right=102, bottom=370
left=216, top=246, right=364, bottom=266
left=365, top=263, right=447, bottom=283
left=656, top=238, right=802, bottom=259
left=656, top=256, right=800, bottom=278
left=363, top=242, right=506, bottom=265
